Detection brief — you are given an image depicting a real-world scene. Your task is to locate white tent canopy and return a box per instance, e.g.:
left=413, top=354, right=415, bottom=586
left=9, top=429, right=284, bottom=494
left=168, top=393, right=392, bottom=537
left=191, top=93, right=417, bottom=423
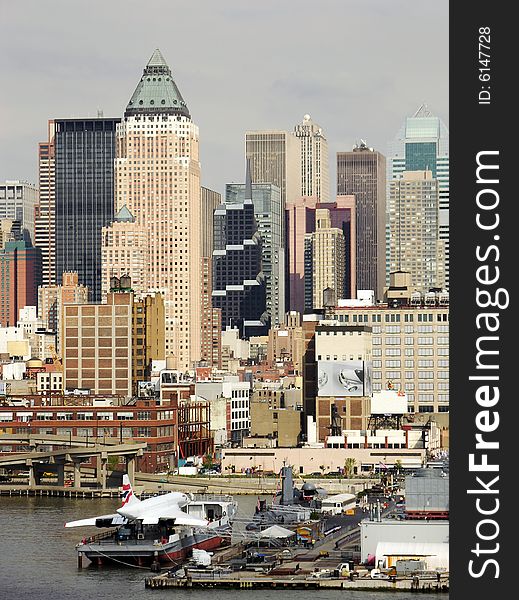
left=259, top=525, right=296, bottom=539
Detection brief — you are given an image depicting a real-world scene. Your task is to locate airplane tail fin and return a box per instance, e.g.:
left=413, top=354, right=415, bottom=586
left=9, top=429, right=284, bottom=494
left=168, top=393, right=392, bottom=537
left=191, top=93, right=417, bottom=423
left=120, top=474, right=140, bottom=507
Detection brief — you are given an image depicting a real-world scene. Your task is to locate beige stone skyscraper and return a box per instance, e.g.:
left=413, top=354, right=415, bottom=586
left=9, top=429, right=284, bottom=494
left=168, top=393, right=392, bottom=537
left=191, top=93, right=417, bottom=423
left=105, top=49, right=202, bottom=369
left=245, top=130, right=300, bottom=207
left=35, top=121, right=55, bottom=286
left=307, top=208, right=345, bottom=310
left=293, top=114, right=329, bottom=202
left=101, top=205, right=149, bottom=300
left=388, top=170, right=445, bottom=292
left=245, top=114, right=330, bottom=206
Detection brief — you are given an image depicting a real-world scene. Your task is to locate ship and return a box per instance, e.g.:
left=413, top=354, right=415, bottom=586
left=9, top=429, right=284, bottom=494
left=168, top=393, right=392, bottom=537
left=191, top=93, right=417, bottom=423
left=66, top=477, right=237, bottom=568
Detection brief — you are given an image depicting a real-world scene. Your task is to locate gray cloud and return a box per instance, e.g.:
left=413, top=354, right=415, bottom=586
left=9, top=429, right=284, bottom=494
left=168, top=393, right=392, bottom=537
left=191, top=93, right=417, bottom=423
left=0, top=0, right=448, bottom=197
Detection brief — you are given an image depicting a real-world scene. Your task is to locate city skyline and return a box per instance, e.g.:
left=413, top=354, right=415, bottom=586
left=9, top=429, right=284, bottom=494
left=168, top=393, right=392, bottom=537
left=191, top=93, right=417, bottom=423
left=0, top=0, right=448, bottom=196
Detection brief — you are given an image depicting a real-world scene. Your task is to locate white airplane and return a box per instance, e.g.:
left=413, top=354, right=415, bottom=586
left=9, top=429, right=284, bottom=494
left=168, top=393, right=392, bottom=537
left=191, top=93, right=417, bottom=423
left=64, top=475, right=208, bottom=528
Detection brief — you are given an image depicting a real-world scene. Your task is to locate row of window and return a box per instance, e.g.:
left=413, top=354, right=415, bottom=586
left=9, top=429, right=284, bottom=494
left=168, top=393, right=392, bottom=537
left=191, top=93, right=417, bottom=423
left=335, top=312, right=448, bottom=323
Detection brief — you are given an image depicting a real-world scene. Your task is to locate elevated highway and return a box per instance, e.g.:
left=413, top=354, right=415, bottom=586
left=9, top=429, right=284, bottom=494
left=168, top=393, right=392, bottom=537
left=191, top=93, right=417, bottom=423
left=0, top=433, right=146, bottom=489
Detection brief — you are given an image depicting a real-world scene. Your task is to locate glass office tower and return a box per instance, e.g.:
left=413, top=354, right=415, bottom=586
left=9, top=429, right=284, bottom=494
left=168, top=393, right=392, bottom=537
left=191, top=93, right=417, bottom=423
left=225, top=182, right=284, bottom=326
left=387, top=105, right=449, bottom=288
left=54, top=118, right=119, bottom=302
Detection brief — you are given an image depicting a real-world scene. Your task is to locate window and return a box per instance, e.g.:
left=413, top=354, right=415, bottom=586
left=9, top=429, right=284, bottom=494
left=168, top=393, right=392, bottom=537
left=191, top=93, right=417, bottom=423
left=386, top=371, right=401, bottom=379
left=386, top=325, right=401, bottom=333
left=418, top=382, right=434, bottom=390
left=418, top=371, right=434, bottom=379
left=418, top=348, right=434, bottom=356
left=385, top=360, right=401, bottom=368
left=418, top=360, right=434, bottom=367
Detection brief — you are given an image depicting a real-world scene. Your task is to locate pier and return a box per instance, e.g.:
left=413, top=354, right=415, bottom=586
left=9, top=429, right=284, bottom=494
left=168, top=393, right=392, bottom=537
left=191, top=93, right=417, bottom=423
left=145, top=572, right=449, bottom=592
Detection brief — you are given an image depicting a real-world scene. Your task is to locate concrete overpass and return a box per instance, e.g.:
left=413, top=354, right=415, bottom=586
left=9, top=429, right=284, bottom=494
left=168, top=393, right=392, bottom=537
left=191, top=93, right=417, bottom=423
left=0, top=433, right=146, bottom=489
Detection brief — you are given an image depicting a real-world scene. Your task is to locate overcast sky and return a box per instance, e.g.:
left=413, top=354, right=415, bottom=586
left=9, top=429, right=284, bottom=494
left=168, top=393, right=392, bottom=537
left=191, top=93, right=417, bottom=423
left=0, top=0, right=448, bottom=198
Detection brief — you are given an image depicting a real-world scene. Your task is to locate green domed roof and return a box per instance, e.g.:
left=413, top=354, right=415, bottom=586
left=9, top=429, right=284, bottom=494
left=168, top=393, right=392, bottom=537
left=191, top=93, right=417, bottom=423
left=125, top=49, right=190, bottom=118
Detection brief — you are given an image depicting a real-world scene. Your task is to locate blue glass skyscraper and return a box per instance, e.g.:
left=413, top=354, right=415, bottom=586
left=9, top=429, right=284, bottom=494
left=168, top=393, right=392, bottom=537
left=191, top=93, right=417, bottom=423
left=54, top=118, right=119, bottom=302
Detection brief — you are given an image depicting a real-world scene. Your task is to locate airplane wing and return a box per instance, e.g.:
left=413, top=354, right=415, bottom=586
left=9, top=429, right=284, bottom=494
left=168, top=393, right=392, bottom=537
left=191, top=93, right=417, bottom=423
left=65, top=513, right=127, bottom=528
left=141, top=508, right=208, bottom=527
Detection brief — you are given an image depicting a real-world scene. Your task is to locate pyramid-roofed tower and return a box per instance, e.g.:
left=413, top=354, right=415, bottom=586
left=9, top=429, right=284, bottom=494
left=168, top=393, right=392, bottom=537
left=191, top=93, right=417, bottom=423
left=114, top=204, right=135, bottom=223
left=125, top=48, right=190, bottom=118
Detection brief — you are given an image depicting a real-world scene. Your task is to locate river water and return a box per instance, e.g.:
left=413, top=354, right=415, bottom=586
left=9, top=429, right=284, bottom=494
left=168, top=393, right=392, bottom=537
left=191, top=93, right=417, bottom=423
left=0, top=495, right=446, bottom=600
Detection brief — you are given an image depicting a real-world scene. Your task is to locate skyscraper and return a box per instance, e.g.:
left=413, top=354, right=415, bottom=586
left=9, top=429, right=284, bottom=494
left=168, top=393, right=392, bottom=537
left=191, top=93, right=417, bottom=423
left=286, top=195, right=356, bottom=314
left=293, top=114, right=330, bottom=202
left=0, top=181, right=38, bottom=245
left=388, top=105, right=449, bottom=287
left=246, top=116, right=330, bottom=313
left=35, top=120, right=56, bottom=286
left=305, top=208, right=345, bottom=310
left=337, top=142, right=386, bottom=300
left=212, top=163, right=267, bottom=337
left=225, top=182, right=284, bottom=326
left=245, top=130, right=299, bottom=208
left=200, top=187, right=222, bottom=367
left=101, top=205, right=149, bottom=300
left=245, top=114, right=330, bottom=206
left=0, top=240, right=41, bottom=327
left=54, top=118, right=119, bottom=302
left=105, top=49, right=202, bottom=369
left=388, top=170, right=445, bottom=291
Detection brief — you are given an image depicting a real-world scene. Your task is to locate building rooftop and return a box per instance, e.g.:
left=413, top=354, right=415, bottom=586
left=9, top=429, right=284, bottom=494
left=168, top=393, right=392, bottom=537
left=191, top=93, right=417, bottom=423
left=125, top=48, right=190, bottom=118
left=114, top=205, right=135, bottom=223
